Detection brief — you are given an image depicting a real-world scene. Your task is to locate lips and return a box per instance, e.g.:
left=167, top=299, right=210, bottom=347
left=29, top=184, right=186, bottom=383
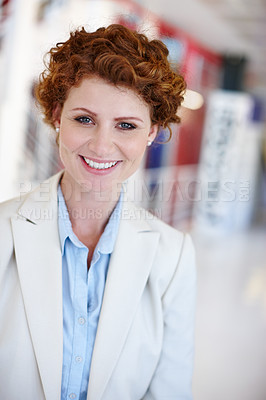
left=82, top=156, right=119, bottom=170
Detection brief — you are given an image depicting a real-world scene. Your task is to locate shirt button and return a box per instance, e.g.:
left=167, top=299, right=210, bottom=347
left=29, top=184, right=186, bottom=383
left=75, top=355, right=83, bottom=363
left=69, top=394, right=76, bottom=399
left=78, top=317, right=85, bottom=325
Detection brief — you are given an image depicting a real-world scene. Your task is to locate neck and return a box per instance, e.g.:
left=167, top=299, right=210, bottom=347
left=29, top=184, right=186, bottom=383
left=60, top=172, right=122, bottom=233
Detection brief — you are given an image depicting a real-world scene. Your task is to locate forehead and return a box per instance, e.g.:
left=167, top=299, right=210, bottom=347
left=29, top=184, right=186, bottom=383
left=63, top=76, right=150, bottom=116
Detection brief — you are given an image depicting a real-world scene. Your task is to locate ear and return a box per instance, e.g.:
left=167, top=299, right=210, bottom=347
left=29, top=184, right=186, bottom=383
left=52, top=103, right=62, bottom=127
left=148, top=124, right=159, bottom=142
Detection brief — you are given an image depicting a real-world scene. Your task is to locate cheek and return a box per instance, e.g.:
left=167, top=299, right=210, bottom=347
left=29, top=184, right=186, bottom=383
left=123, top=138, right=148, bottom=161
left=59, top=128, right=81, bottom=151
left=58, top=131, right=77, bottom=165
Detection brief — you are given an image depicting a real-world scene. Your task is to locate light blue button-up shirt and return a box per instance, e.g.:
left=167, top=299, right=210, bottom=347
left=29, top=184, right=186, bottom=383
left=57, top=185, right=123, bottom=400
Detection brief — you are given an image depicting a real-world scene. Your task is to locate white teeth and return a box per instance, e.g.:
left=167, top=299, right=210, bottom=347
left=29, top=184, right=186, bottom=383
left=83, top=157, right=117, bottom=170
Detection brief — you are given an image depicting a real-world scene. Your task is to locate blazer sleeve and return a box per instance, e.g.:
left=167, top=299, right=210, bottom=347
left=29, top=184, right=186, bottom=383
left=142, top=233, right=197, bottom=400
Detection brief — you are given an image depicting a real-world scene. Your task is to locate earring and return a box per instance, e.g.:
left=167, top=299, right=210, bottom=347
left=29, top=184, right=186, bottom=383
left=147, top=141, right=152, bottom=147
left=55, top=127, right=60, bottom=133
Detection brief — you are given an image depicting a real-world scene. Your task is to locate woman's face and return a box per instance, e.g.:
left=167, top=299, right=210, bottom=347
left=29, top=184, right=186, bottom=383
left=56, top=76, right=158, bottom=197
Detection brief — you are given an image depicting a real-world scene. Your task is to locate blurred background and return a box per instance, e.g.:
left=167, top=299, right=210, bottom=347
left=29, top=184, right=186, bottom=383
left=0, top=0, right=266, bottom=399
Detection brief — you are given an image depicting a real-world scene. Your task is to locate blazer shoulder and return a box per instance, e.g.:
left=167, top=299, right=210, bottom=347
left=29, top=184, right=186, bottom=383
left=0, top=196, right=23, bottom=220
left=124, top=200, right=193, bottom=267
left=0, top=197, right=22, bottom=270
left=0, top=171, right=63, bottom=221
left=126, top=200, right=185, bottom=241
left=124, top=202, right=196, bottom=297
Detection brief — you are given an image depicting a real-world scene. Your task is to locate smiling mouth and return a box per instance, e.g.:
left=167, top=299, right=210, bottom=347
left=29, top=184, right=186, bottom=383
left=82, top=156, right=119, bottom=170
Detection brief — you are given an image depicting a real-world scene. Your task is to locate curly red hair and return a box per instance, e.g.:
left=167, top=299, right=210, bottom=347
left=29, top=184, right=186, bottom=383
left=35, top=24, right=186, bottom=138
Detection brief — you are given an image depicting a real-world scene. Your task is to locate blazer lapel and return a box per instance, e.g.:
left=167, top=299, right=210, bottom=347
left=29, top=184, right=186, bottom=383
left=87, top=201, right=160, bottom=400
left=11, top=172, right=63, bottom=400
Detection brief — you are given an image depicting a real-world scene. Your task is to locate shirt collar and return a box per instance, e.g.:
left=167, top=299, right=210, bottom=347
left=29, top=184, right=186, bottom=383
left=57, top=185, right=123, bottom=255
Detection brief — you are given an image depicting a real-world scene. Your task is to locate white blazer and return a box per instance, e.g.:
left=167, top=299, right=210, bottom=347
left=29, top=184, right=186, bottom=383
left=0, top=172, right=196, bottom=400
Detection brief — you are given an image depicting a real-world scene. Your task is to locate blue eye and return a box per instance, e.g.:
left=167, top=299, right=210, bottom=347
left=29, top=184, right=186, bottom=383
left=74, top=116, right=93, bottom=124
left=119, top=122, right=136, bottom=130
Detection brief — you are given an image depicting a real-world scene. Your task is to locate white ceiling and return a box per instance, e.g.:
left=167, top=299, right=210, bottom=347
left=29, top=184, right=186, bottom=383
left=135, top=0, right=266, bottom=97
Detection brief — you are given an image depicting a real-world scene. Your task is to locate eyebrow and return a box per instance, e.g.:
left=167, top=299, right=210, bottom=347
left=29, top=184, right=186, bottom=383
left=71, top=107, right=144, bottom=123
left=71, top=107, right=97, bottom=116
left=114, top=116, right=144, bottom=123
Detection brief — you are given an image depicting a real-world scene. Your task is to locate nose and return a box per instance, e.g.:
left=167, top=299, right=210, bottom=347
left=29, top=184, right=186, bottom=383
left=87, top=125, right=115, bottom=157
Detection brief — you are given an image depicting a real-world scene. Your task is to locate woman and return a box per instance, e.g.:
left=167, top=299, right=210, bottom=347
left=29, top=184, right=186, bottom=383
left=0, top=24, right=196, bottom=400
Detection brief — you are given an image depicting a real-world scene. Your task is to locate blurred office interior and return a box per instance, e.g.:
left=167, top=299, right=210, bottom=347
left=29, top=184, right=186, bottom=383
left=0, top=0, right=266, bottom=399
